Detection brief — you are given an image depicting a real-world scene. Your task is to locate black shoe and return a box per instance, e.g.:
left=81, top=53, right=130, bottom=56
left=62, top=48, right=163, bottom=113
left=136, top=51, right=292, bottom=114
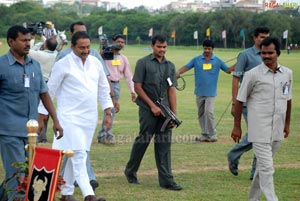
left=84, top=195, right=106, bottom=201
left=90, top=180, right=99, bottom=190
left=161, top=183, right=182, bottom=191
left=228, top=160, right=238, bottom=176
left=124, top=170, right=140, bottom=184
left=98, top=137, right=106, bottom=144
left=250, top=173, right=254, bottom=180
left=74, top=181, right=78, bottom=187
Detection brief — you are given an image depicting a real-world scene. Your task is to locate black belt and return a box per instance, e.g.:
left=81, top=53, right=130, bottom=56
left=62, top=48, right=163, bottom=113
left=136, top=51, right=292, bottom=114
left=111, top=80, right=119, bottom=83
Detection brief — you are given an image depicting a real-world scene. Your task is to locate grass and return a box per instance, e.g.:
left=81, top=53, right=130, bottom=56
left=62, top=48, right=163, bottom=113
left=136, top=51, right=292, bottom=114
left=0, top=40, right=300, bottom=200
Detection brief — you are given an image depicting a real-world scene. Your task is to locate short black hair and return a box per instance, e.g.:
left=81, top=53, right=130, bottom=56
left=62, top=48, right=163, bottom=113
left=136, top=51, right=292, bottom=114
left=70, top=21, right=85, bottom=33
left=151, top=34, right=167, bottom=45
left=45, top=37, right=58, bottom=51
left=260, top=37, right=281, bottom=56
left=112, top=33, right=124, bottom=41
left=7, top=25, right=30, bottom=45
left=202, top=39, right=214, bottom=48
left=253, top=26, right=270, bottom=37
left=71, top=31, right=90, bottom=46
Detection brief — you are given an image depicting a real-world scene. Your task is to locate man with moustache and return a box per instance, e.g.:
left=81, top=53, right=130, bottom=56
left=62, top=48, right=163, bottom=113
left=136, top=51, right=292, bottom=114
left=0, top=25, right=63, bottom=200
left=39, top=31, right=112, bottom=201
left=124, top=34, right=182, bottom=191
left=56, top=21, right=116, bottom=190
left=231, top=37, right=292, bottom=201
left=176, top=39, right=234, bottom=143
left=227, top=26, right=270, bottom=179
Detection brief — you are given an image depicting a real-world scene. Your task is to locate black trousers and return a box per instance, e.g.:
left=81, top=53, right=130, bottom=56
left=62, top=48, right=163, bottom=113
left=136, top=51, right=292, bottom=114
left=125, top=106, right=174, bottom=186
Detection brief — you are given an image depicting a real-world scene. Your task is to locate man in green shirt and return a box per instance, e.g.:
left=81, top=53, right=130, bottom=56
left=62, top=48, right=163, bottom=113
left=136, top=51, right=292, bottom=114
left=124, top=34, right=182, bottom=191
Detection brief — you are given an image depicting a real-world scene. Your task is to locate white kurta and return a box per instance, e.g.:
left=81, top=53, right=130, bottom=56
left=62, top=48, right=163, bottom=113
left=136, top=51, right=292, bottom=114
left=39, top=51, right=113, bottom=151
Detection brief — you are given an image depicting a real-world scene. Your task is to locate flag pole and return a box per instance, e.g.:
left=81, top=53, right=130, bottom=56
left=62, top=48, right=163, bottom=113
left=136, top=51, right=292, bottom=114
left=26, top=120, right=39, bottom=173
left=173, top=37, right=176, bottom=48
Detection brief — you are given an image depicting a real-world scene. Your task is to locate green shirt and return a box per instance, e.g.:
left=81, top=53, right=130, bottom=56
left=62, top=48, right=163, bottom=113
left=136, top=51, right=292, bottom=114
left=133, top=54, right=177, bottom=109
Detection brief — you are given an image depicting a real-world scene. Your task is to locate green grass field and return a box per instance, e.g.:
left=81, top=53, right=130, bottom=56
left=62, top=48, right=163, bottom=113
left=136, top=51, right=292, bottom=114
left=0, top=40, right=300, bottom=201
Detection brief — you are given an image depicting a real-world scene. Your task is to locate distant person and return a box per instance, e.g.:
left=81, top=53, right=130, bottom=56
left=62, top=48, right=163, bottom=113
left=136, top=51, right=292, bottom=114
left=97, top=33, right=136, bottom=145
left=42, top=21, right=57, bottom=39
left=227, top=26, right=270, bottom=180
left=38, top=31, right=112, bottom=201
left=29, top=37, right=58, bottom=143
left=0, top=25, right=63, bottom=201
left=231, top=37, right=292, bottom=201
left=176, top=39, right=234, bottom=143
left=287, top=45, right=291, bottom=54
left=124, top=34, right=182, bottom=191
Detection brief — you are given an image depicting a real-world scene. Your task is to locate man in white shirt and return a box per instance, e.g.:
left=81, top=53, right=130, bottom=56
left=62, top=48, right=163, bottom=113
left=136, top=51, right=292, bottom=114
left=29, top=37, right=58, bottom=143
left=29, top=37, right=57, bottom=82
left=57, top=21, right=116, bottom=190
left=39, top=31, right=112, bottom=201
left=231, top=37, right=292, bottom=201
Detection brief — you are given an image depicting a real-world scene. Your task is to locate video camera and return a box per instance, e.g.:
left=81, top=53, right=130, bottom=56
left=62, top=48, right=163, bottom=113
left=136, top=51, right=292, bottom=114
left=27, top=22, right=45, bottom=35
left=99, top=34, right=122, bottom=60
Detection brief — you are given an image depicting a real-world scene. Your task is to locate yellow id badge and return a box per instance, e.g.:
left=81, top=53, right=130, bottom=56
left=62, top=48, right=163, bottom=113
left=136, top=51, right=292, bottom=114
left=111, top=59, right=121, bottom=66
left=203, top=63, right=212, bottom=70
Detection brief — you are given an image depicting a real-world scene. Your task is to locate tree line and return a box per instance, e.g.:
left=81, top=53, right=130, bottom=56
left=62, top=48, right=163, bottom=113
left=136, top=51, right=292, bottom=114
left=0, top=1, right=299, bottom=48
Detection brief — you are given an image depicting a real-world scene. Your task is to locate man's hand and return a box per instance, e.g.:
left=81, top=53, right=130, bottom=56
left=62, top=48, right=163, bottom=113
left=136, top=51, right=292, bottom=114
left=131, top=92, right=137, bottom=102
left=38, top=114, right=48, bottom=133
left=52, top=121, right=63, bottom=140
left=167, top=120, right=176, bottom=130
left=151, top=104, right=163, bottom=117
left=231, top=126, right=242, bottom=143
left=112, top=98, right=120, bottom=113
left=231, top=104, right=235, bottom=117
left=103, top=113, right=112, bottom=132
left=284, top=126, right=290, bottom=138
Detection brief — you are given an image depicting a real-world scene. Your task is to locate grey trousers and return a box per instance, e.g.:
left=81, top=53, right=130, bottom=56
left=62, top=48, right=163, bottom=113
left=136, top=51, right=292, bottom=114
left=98, top=81, right=120, bottom=139
left=249, top=141, right=280, bottom=201
left=196, top=96, right=216, bottom=136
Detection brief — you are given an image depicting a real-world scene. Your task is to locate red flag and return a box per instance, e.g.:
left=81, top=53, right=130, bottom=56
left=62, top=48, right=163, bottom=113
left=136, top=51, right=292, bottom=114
left=25, top=146, right=64, bottom=201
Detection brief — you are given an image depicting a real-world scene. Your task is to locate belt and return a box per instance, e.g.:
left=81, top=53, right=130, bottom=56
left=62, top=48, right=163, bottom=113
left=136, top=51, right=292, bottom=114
left=111, top=80, right=119, bottom=83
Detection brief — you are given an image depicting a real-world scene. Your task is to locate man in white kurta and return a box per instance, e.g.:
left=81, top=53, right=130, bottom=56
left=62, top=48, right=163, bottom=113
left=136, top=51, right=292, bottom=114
left=39, top=31, right=112, bottom=201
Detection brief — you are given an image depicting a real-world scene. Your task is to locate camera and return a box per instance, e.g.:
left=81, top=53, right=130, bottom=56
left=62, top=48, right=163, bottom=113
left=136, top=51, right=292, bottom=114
left=27, top=22, right=45, bottom=35
left=99, top=34, right=122, bottom=60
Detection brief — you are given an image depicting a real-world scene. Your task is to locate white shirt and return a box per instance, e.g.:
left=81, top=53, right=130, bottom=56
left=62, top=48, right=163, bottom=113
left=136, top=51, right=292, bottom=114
left=237, top=63, right=292, bottom=143
left=29, top=49, right=57, bottom=81
left=39, top=51, right=113, bottom=151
